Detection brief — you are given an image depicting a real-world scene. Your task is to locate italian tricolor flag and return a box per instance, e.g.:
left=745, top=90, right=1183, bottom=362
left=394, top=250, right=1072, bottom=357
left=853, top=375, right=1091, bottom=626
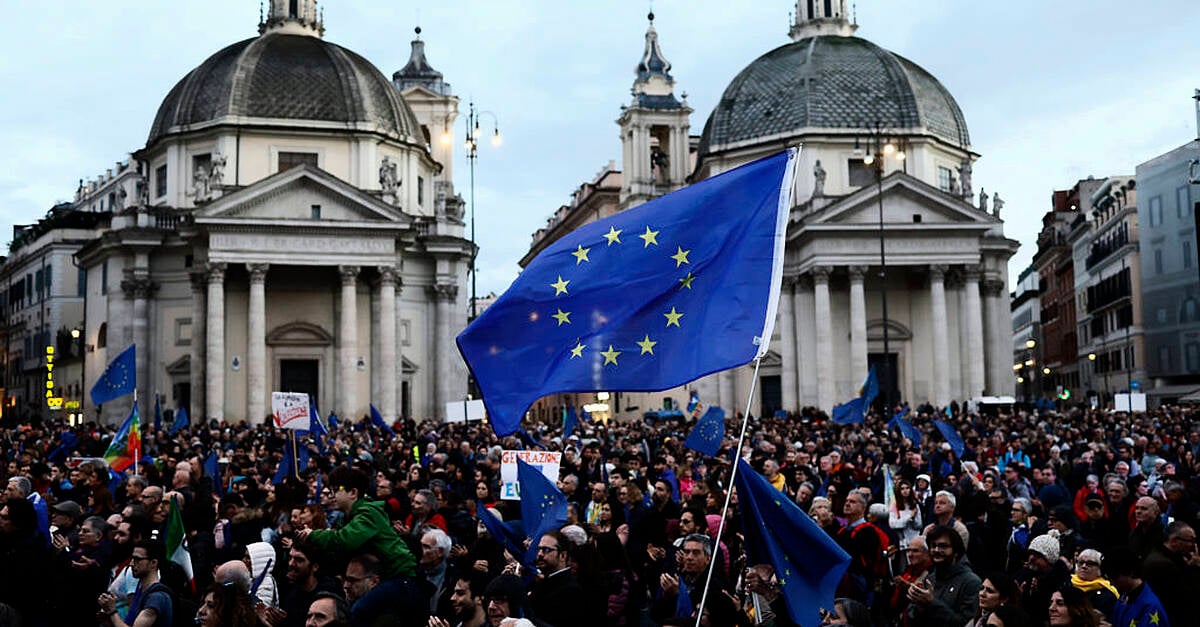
left=165, top=497, right=194, bottom=591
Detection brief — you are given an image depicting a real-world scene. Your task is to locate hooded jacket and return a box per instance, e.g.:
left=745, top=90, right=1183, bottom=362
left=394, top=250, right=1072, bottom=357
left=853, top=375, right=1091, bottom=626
left=245, top=541, right=278, bottom=607
left=308, top=498, right=416, bottom=579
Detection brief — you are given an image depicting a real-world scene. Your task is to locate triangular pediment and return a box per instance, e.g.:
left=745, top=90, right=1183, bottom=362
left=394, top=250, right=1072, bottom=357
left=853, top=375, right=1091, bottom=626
left=195, top=164, right=410, bottom=226
left=801, top=172, right=999, bottom=230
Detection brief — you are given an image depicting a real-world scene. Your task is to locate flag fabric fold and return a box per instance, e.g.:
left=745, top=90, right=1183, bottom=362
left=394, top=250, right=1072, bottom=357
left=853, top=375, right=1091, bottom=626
left=165, top=496, right=194, bottom=591
left=169, top=406, right=189, bottom=436
left=517, top=458, right=568, bottom=568
left=272, top=438, right=309, bottom=484
left=890, top=406, right=921, bottom=446
left=934, top=418, right=965, bottom=458
left=103, top=404, right=141, bottom=473
left=90, top=344, right=136, bottom=406
left=478, top=507, right=530, bottom=568
left=369, top=404, right=394, bottom=435
left=47, top=431, right=80, bottom=464
left=831, top=366, right=878, bottom=424
left=683, top=406, right=726, bottom=457
left=457, top=149, right=799, bottom=436
left=563, top=406, right=579, bottom=440
left=203, top=451, right=223, bottom=497
left=734, top=458, right=850, bottom=626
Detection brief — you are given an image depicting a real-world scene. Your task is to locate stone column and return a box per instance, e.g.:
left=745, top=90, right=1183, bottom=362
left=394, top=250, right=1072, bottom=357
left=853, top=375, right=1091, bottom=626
left=793, top=275, right=815, bottom=407
left=188, top=272, right=207, bottom=424
left=929, top=265, right=950, bottom=406
left=964, top=267, right=986, bottom=399
left=719, top=371, right=736, bottom=414
left=122, top=275, right=157, bottom=413
left=848, top=266, right=869, bottom=382
left=812, top=266, right=834, bottom=411
left=205, top=263, right=227, bottom=421
left=429, top=283, right=458, bottom=419
left=981, top=277, right=1007, bottom=395
left=246, top=263, right=268, bottom=424
left=778, top=277, right=797, bottom=413
left=394, top=283, right=406, bottom=418
left=377, top=266, right=398, bottom=423
left=338, top=266, right=360, bottom=421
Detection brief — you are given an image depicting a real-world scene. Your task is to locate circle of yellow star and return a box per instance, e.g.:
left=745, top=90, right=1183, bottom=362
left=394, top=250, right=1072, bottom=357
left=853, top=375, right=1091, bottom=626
left=550, top=275, right=570, bottom=296
left=679, top=272, right=696, bottom=289
left=569, top=341, right=585, bottom=359
left=603, top=226, right=622, bottom=245
left=664, top=307, right=684, bottom=327
left=571, top=245, right=590, bottom=264
left=601, top=344, right=621, bottom=366
left=639, top=226, right=660, bottom=247
left=552, top=309, right=571, bottom=326
left=670, top=246, right=691, bottom=267
left=636, top=334, right=657, bottom=355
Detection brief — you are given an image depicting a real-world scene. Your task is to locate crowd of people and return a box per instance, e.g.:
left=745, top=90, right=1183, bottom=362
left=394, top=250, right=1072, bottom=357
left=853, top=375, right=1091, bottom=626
left=0, top=400, right=1198, bottom=627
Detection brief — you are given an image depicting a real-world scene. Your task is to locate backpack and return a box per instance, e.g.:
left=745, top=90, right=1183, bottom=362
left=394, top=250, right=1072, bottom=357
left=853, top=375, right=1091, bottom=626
left=142, top=582, right=197, bottom=627
left=850, top=522, right=892, bottom=580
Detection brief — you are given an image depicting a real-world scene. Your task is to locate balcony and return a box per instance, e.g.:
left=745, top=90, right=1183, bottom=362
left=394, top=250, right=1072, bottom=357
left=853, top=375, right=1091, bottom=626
left=1085, top=225, right=1129, bottom=270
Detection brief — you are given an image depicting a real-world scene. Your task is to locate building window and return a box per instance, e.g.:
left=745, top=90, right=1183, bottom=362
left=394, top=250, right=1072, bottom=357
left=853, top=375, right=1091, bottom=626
left=1187, top=343, right=1200, bottom=373
left=1154, top=249, right=1163, bottom=275
left=97, top=323, right=107, bottom=348
left=155, top=164, right=168, bottom=198
left=1185, top=240, right=1195, bottom=269
left=1157, top=307, right=1168, bottom=324
left=1149, top=195, right=1162, bottom=226
left=1178, top=185, right=1191, bottom=218
left=278, top=151, right=318, bottom=172
left=418, top=176, right=425, bottom=206
left=101, top=261, right=108, bottom=295
left=1159, top=345, right=1172, bottom=372
left=311, top=204, right=321, bottom=219
left=937, top=166, right=953, bottom=192
left=1184, top=298, right=1199, bottom=322
left=848, top=159, right=873, bottom=188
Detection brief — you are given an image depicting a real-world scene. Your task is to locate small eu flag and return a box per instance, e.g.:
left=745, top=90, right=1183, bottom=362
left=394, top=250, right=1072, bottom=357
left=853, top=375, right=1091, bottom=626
left=369, top=404, right=394, bottom=435
left=890, top=405, right=921, bottom=446
left=734, top=458, right=850, bottom=626
left=517, top=458, right=568, bottom=567
left=91, top=344, right=136, bottom=406
left=684, top=406, right=726, bottom=457
left=934, top=418, right=965, bottom=458
left=457, top=150, right=798, bottom=436
left=169, top=406, right=189, bottom=435
left=831, top=366, right=878, bottom=424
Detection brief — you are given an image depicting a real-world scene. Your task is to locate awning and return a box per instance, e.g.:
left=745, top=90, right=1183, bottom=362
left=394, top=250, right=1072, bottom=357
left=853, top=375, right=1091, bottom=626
left=1144, top=383, right=1200, bottom=399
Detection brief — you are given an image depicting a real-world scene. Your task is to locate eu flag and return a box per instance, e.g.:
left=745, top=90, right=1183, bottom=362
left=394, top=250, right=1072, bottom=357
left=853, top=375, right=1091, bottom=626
left=831, top=366, right=878, bottom=424
left=203, top=451, right=223, bottom=497
left=478, top=508, right=531, bottom=569
left=91, top=344, right=136, bottom=406
left=734, top=458, right=850, bottom=626
left=934, top=418, right=965, bottom=458
left=517, top=458, right=567, bottom=567
left=272, top=439, right=309, bottom=484
left=369, top=404, right=394, bottom=435
left=169, top=406, right=189, bottom=435
left=683, top=406, right=726, bottom=457
left=890, top=406, right=921, bottom=446
left=458, top=150, right=798, bottom=436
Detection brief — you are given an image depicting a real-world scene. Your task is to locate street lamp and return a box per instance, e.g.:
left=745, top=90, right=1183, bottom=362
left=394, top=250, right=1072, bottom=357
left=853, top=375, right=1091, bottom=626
left=856, top=122, right=906, bottom=413
left=463, top=101, right=501, bottom=322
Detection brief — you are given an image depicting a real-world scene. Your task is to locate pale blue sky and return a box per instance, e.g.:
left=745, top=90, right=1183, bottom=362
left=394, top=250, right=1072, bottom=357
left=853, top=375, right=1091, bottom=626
left=2, top=1, right=1197, bottom=294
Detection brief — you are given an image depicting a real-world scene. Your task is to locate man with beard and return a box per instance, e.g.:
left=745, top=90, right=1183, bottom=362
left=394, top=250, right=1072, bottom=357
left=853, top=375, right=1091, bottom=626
left=428, top=573, right=487, bottom=627
left=528, top=530, right=587, bottom=627
left=904, top=524, right=981, bottom=626
left=652, top=534, right=725, bottom=623
left=274, top=544, right=340, bottom=627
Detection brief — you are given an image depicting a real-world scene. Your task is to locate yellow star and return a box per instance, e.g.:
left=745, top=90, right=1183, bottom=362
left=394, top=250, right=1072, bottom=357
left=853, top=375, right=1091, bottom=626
left=636, top=334, right=657, bottom=355
left=603, top=226, right=622, bottom=245
left=639, top=226, right=660, bottom=247
left=601, top=344, right=621, bottom=366
left=552, top=309, right=571, bottom=326
left=670, top=246, right=691, bottom=267
left=679, top=272, right=696, bottom=289
left=550, top=275, right=570, bottom=296
left=1150, top=611, right=1161, bottom=625
left=1130, top=620, right=1138, bottom=627
left=569, top=342, right=585, bottom=359
left=571, top=245, right=590, bottom=264
left=664, top=307, right=683, bottom=327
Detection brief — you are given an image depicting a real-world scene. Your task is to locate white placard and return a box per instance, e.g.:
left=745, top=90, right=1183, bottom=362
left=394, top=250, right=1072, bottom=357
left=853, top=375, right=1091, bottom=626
left=444, top=399, right=487, bottom=423
left=1114, top=393, right=1147, bottom=412
left=499, top=450, right=562, bottom=500
left=272, top=392, right=312, bottom=431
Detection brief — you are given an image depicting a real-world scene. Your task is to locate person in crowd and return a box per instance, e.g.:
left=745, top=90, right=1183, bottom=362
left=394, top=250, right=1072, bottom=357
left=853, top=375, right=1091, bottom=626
left=1141, top=520, right=1200, bottom=627
left=1129, top=496, right=1166, bottom=561
left=305, top=592, right=350, bottom=627
left=1046, top=587, right=1098, bottom=627
left=529, top=529, right=588, bottom=626
left=1006, top=498, right=1036, bottom=572
left=1017, top=532, right=1070, bottom=626
left=429, top=572, right=488, bottom=627
left=1066, top=548, right=1117, bottom=617
left=889, top=478, right=924, bottom=549
left=482, top=574, right=528, bottom=627
left=195, top=581, right=258, bottom=627
left=905, top=524, right=981, bottom=626
left=1103, top=546, right=1171, bottom=627
left=96, top=538, right=174, bottom=627
left=986, top=604, right=1032, bottom=627
left=889, top=535, right=931, bottom=619
left=966, top=572, right=1019, bottom=627
left=276, top=544, right=342, bottom=627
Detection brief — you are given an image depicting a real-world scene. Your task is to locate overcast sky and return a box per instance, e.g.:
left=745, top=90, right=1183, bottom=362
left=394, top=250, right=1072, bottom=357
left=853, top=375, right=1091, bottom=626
left=2, top=1, right=1197, bottom=295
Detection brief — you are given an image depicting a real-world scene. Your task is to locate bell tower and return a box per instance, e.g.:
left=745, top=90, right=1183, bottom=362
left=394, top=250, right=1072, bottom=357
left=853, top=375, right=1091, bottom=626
left=617, top=12, right=691, bottom=208
left=789, top=0, right=857, bottom=40
left=259, top=0, right=324, bottom=37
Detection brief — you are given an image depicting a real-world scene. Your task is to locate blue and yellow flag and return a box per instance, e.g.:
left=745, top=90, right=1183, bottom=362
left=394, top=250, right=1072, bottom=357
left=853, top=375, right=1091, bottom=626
left=91, top=344, right=135, bottom=406
left=831, top=366, right=878, bottom=424
left=683, top=406, right=726, bottom=457
left=517, top=458, right=568, bottom=567
left=457, top=150, right=797, bottom=436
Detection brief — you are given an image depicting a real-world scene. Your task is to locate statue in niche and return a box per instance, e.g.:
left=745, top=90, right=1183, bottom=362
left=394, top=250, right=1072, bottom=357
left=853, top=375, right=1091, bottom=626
left=958, top=159, right=973, bottom=200
left=379, top=156, right=399, bottom=196
left=114, top=186, right=127, bottom=211
left=135, top=173, right=149, bottom=207
left=978, top=187, right=989, bottom=213
left=209, top=153, right=227, bottom=187
left=949, top=172, right=960, bottom=197
left=651, top=146, right=669, bottom=184
left=992, top=192, right=1004, bottom=218
left=192, top=162, right=211, bottom=201
left=813, top=159, right=827, bottom=197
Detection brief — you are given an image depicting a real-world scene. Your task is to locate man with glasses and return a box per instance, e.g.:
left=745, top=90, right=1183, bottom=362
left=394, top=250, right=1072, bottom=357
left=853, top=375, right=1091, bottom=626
left=889, top=535, right=931, bottom=619
left=97, top=538, right=174, bottom=627
left=904, top=525, right=980, bottom=627
left=836, top=490, right=884, bottom=603
left=528, top=530, right=585, bottom=626
left=653, top=533, right=721, bottom=623
left=1142, top=521, right=1200, bottom=626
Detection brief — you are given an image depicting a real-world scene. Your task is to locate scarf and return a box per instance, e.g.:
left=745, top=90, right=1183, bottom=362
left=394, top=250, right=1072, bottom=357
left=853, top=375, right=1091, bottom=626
left=1071, top=574, right=1118, bottom=597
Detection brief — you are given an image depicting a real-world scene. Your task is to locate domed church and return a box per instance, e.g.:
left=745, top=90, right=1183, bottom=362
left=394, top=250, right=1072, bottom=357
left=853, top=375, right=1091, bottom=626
left=76, top=0, right=472, bottom=424
left=528, top=1, right=1017, bottom=419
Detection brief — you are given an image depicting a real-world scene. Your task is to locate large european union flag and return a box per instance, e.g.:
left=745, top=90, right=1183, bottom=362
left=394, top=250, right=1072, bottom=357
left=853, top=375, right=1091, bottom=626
left=91, top=344, right=136, bottom=406
left=458, top=150, right=798, bottom=436
left=734, top=458, right=850, bottom=626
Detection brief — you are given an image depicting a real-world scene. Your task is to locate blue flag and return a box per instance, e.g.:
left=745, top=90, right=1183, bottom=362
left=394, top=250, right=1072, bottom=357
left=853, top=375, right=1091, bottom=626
left=831, top=366, right=878, bottom=424
left=369, top=404, right=394, bottom=435
left=327, top=412, right=339, bottom=430
left=563, top=406, right=579, bottom=440
left=890, top=406, right=921, bottom=446
left=47, top=431, right=80, bottom=464
left=478, top=508, right=531, bottom=568
left=169, top=406, right=189, bottom=435
left=457, top=150, right=798, bottom=436
left=272, top=439, right=309, bottom=484
left=579, top=406, right=592, bottom=424
left=308, top=473, right=323, bottom=505
left=686, top=392, right=701, bottom=418
left=305, top=398, right=328, bottom=456
left=934, top=418, right=965, bottom=458
left=203, top=451, right=223, bottom=497
left=90, top=344, right=136, bottom=406
left=153, top=395, right=163, bottom=432
left=517, top=458, right=568, bottom=567
left=734, top=458, right=850, bottom=626
left=684, top=406, right=726, bottom=457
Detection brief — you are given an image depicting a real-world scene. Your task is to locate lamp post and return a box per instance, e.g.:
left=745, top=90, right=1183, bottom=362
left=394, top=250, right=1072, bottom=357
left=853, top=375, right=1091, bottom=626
left=857, top=122, right=906, bottom=413
left=462, top=101, right=501, bottom=322
left=1024, top=338, right=1037, bottom=405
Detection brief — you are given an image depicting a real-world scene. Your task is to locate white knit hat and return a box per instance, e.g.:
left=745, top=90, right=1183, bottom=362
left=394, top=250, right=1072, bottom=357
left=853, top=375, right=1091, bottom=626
left=1027, top=531, right=1060, bottom=562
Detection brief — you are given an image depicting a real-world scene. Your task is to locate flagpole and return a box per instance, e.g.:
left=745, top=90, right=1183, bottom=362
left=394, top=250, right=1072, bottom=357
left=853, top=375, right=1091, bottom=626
left=694, top=357, right=764, bottom=627
left=133, top=389, right=140, bottom=477
left=291, top=431, right=300, bottom=482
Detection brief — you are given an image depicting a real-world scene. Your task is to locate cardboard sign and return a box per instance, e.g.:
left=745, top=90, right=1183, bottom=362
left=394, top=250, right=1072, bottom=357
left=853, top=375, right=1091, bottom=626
left=444, top=399, right=486, bottom=423
left=272, top=392, right=311, bottom=431
left=499, top=450, right=562, bottom=500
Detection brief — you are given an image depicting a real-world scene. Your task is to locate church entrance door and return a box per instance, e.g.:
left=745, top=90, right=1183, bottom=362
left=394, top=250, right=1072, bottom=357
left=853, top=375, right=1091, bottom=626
left=279, top=359, right=319, bottom=410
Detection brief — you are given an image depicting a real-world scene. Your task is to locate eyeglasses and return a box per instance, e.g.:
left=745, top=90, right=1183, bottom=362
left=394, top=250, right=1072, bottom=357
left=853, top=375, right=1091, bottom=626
left=536, top=545, right=561, bottom=554
left=130, top=555, right=151, bottom=563
left=1076, top=560, right=1100, bottom=567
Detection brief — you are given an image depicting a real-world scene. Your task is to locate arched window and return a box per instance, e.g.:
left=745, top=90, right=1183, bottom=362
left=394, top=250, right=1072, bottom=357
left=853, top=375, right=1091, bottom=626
left=97, top=322, right=107, bottom=348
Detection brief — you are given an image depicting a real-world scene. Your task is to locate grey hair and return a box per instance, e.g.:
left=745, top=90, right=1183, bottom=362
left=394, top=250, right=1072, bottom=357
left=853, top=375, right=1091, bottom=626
left=682, top=533, right=713, bottom=557
left=935, top=490, right=956, bottom=508
left=1012, top=497, right=1032, bottom=514
left=423, top=527, right=452, bottom=554
left=82, top=515, right=110, bottom=537
left=6, top=476, right=30, bottom=497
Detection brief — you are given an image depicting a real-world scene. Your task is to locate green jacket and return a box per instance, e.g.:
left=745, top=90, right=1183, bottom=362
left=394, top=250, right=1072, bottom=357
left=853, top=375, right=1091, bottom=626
left=308, top=499, right=416, bottom=579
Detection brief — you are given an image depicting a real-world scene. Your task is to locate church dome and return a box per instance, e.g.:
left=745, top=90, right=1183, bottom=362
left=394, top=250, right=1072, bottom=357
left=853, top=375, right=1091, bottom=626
left=147, top=32, right=422, bottom=147
left=699, top=35, right=969, bottom=157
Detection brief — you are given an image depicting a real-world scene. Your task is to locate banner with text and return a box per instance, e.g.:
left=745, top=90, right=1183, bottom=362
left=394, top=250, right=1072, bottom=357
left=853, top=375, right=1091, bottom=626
left=272, top=392, right=312, bottom=431
left=499, top=450, right=562, bottom=500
